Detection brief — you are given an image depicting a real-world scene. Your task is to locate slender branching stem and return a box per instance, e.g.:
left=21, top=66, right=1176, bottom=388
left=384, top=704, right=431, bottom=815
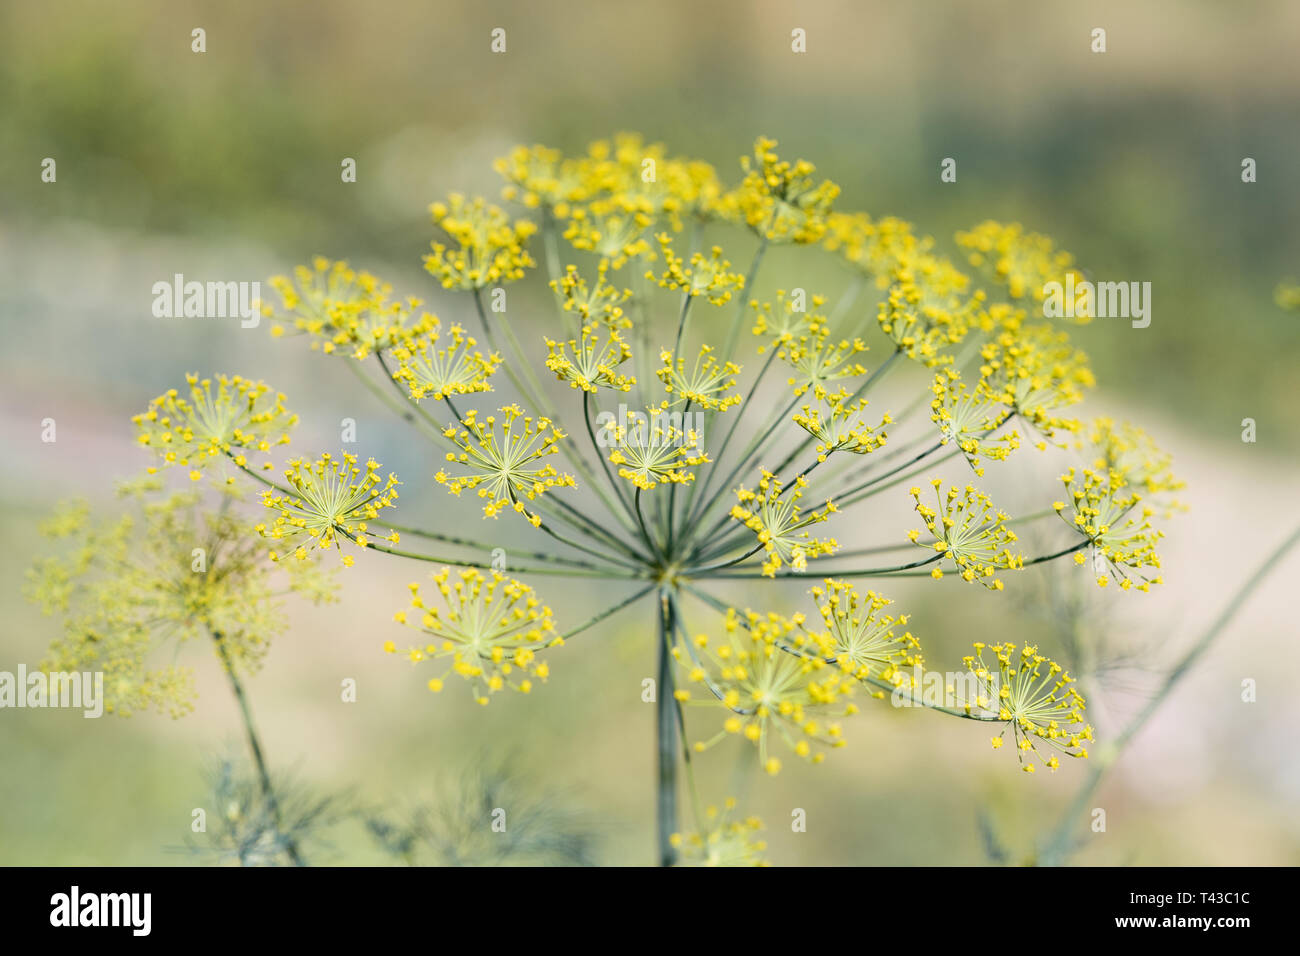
left=209, top=628, right=305, bottom=867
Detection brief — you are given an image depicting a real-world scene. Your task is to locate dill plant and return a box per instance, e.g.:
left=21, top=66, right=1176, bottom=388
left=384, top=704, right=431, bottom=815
left=47, top=134, right=1199, bottom=866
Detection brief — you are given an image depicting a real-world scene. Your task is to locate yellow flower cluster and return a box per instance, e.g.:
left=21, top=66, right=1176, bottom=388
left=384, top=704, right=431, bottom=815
left=606, top=407, right=708, bottom=490
left=266, top=257, right=419, bottom=359
left=390, top=317, right=500, bottom=402
left=28, top=487, right=334, bottom=718
left=388, top=567, right=559, bottom=705
left=964, top=642, right=1093, bottom=772
left=424, top=193, right=537, bottom=290
left=877, top=257, right=982, bottom=364
left=656, top=345, right=742, bottom=411
left=908, top=480, right=1023, bottom=588
left=808, top=580, right=923, bottom=688
left=675, top=609, right=854, bottom=774
left=731, top=470, right=839, bottom=577
left=647, top=235, right=745, bottom=305
left=749, top=290, right=828, bottom=353
left=258, top=452, right=400, bottom=566
left=133, top=373, right=296, bottom=478
left=792, top=398, right=890, bottom=461
left=928, top=368, right=1020, bottom=475
left=544, top=323, right=635, bottom=393
left=670, top=799, right=768, bottom=867
left=722, top=136, right=840, bottom=244
left=1054, top=466, right=1165, bottom=590
left=550, top=261, right=633, bottom=328
left=955, top=220, right=1085, bottom=309
left=436, top=405, right=575, bottom=524
left=824, top=213, right=934, bottom=287
left=498, top=133, right=725, bottom=244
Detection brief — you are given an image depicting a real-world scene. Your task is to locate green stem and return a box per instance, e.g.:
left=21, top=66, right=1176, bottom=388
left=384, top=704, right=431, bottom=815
left=656, top=588, right=680, bottom=866
left=1038, top=522, right=1300, bottom=865
left=210, top=629, right=305, bottom=867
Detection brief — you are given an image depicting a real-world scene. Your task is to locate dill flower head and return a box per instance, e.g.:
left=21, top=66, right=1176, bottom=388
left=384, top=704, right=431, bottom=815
left=390, top=317, right=500, bottom=402
left=133, top=373, right=297, bottom=477
left=724, top=136, right=840, bottom=244
left=606, top=407, right=708, bottom=490
left=1086, top=417, right=1184, bottom=502
left=792, top=398, right=890, bottom=461
left=825, top=212, right=934, bottom=287
left=928, top=368, right=1019, bottom=475
left=731, top=470, right=838, bottom=577
left=259, top=452, right=401, bottom=566
left=27, top=487, right=334, bottom=717
left=782, top=330, right=869, bottom=400
left=750, top=289, right=827, bottom=353
left=551, top=262, right=633, bottom=328
left=563, top=195, right=653, bottom=269
left=808, top=580, right=923, bottom=687
left=266, top=257, right=417, bottom=358
left=908, top=480, right=1023, bottom=588
left=495, top=143, right=588, bottom=214
left=388, top=567, right=559, bottom=705
left=648, top=235, right=745, bottom=305
left=425, top=193, right=538, bottom=290
left=955, top=220, right=1086, bottom=312
left=189, top=131, right=1191, bottom=858
left=670, top=799, right=768, bottom=866
left=656, top=345, right=742, bottom=410
left=980, top=323, right=1094, bottom=439
left=1054, top=465, right=1164, bottom=590
left=676, top=610, right=852, bottom=773
left=964, top=642, right=1092, bottom=772
left=877, top=257, right=981, bottom=364
left=436, top=405, right=575, bottom=524
left=544, top=323, right=635, bottom=393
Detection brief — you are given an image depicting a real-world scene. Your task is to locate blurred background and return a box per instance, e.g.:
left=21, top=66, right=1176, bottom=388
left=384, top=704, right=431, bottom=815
left=2, top=0, right=1298, bottom=865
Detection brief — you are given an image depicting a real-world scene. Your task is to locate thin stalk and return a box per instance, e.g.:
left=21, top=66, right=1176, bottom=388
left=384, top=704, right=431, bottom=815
left=656, top=588, right=680, bottom=866
left=683, top=348, right=777, bottom=526
left=1038, top=522, right=1300, bottom=865
left=210, top=629, right=304, bottom=867
left=344, top=357, right=447, bottom=446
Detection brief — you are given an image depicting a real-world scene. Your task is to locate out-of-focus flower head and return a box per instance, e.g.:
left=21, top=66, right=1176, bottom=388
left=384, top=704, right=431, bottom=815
left=675, top=609, right=853, bottom=774
left=722, top=136, right=840, bottom=244
left=670, top=798, right=768, bottom=866
left=265, top=257, right=418, bottom=358
left=133, top=373, right=296, bottom=480
left=27, top=487, right=334, bottom=718
left=425, top=194, right=537, bottom=291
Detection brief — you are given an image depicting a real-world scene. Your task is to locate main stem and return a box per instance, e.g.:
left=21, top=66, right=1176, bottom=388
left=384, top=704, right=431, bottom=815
left=211, top=630, right=305, bottom=867
left=656, top=588, right=679, bottom=866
